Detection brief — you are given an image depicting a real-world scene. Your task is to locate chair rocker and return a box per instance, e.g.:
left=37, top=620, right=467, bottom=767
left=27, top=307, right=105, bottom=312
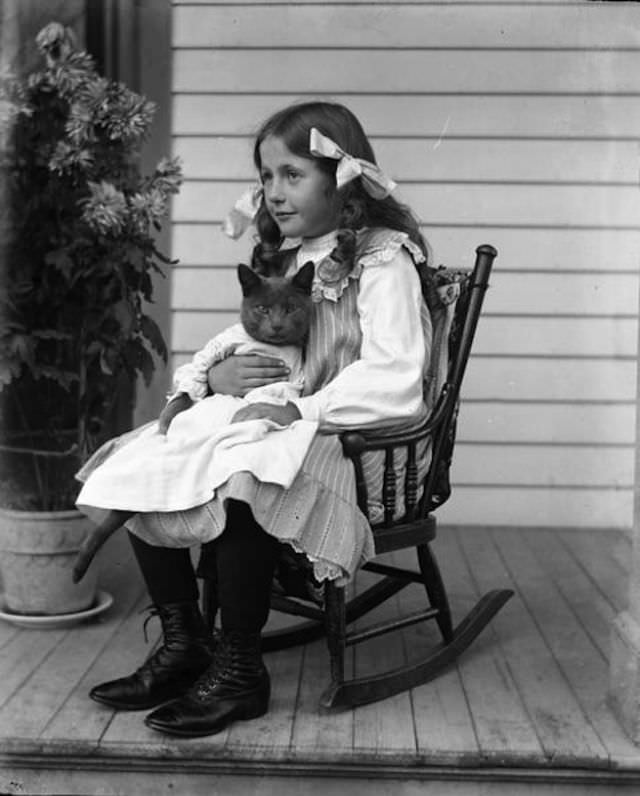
left=203, top=244, right=513, bottom=710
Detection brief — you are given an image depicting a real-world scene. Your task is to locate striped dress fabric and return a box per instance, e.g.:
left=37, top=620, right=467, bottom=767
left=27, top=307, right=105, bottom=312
left=78, top=229, right=432, bottom=583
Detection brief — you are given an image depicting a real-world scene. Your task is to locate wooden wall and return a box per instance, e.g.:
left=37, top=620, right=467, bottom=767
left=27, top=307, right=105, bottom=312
left=169, top=0, right=640, bottom=530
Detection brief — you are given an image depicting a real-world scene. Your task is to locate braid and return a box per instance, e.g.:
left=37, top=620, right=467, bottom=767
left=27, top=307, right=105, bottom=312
left=251, top=203, right=286, bottom=275
left=339, top=189, right=429, bottom=264
left=254, top=203, right=282, bottom=251
left=327, top=228, right=357, bottom=272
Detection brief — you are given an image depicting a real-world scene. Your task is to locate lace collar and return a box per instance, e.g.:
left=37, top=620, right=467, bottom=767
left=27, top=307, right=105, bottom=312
left=296, top=231, right=338, bottom=263
left=294, top=231, right=361, bottom=303
left=291, top=227, right=425, bottom=303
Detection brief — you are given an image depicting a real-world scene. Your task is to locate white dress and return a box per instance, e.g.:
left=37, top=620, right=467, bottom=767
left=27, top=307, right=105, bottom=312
left=76, top=324, right=318, bottom=515
left=76, top=228, right=431, bottom=583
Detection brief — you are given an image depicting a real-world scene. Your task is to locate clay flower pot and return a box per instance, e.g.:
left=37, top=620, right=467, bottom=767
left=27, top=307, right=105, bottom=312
left=0, top=508, right=98, bottom=616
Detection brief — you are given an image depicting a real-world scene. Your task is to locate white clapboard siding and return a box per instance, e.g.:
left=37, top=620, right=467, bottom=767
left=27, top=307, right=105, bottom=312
left=175, top=0, right=578, bottom=5
left=173, top=95, right=640, bottom=139
left=174, top=137, right=638, bottom=184
left=458, top=403, right=636, bottom=445
left=173, top=225, right=640, bottom=272
left=172, top=3, right=640, bottom=48
left=168, top=1, right=639, bottom=529
left=436, top=487, right=633, bottom=529
left=173, top=181, right=640, bottom=228
left=173, top=267, right=639, bottom=318
left=453, top=444, right=633, bottom=488
left=174, top=50, right=640, bottom=94
left=464, top=357, right=635, bottom=403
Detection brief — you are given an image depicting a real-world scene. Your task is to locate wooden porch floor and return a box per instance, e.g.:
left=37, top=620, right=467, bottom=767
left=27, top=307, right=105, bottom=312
left=2, top=526, right=640, bottom=794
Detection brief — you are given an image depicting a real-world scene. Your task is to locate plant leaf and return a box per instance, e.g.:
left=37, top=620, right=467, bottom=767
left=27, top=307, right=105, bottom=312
left=140, top=314, right=167, bottom=361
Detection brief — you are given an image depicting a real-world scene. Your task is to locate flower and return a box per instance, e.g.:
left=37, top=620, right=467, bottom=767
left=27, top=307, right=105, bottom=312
left=65, top=102, right=94, bottom=145
left=129, top=188, right=169, bottom=234
left=49, top=142, right=94, bottom=174
left=35, top=22, right=76, bottom=66
left=154, top=156, right=182, bottom=195
left=81, top=181, right=128, bottom=234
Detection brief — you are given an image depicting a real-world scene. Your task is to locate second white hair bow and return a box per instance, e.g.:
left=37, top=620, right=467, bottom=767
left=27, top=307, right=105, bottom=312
left=309, top=127, right=397, bottom=200
left=222, top=183, right=263, bottom=239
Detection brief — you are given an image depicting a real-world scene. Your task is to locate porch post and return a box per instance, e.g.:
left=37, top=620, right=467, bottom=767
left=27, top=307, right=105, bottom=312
left=131, top=0, right=173, bottom=425
left=609, top=274, right=640, bottom=742
left=81, top=0, right=172, bottom=427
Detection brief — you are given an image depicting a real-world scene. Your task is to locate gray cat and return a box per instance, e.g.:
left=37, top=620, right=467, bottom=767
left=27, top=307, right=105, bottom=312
left=72, top=260, right=315, bottom=583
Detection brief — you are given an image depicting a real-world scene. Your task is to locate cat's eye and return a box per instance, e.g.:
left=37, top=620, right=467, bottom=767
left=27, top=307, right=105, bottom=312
left=256, top=305, right=269, bottom=314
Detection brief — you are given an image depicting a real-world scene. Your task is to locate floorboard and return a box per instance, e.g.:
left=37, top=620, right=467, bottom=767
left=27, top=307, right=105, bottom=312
left=398, top=541, right=480, bottom=762
left=523, top=530, right=615, bottom=661
left=352, top=559, right=417, bottom=755
left=457, top=527, right=609, bottom=766
left=291, top=637, right=355, bottom=757
left=494, top=528, right=640, bottom=764
left=445, top=531, right=544, bottom=761
left=2, top=526, right=640, bottom=792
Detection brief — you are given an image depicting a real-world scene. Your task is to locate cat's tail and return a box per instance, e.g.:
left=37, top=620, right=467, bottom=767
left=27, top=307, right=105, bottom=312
left=72, top=509, right=134, bottom=583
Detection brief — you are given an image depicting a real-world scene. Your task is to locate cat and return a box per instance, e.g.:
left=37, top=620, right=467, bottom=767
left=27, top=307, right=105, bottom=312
left=72, top=258, right=315, bottom=584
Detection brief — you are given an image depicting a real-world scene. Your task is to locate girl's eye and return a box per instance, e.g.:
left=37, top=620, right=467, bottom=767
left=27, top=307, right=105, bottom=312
left=260, top=173, right=272, bottom=184
left=287, top=170, right=301, bottom=182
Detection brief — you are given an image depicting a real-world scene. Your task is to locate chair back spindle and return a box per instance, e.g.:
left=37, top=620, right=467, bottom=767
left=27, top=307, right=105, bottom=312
left=420, top=244, right=497, bottom=517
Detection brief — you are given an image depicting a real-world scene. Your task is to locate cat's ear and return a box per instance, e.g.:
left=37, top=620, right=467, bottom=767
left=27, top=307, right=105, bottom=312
left=237, top=263, right=263, bottom=296
left=292, top=261, right=315, bottom=295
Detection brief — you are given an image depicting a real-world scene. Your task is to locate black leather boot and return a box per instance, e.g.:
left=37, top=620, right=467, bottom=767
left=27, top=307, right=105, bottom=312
left=144, top=630, right=270, bottom=737
left=90, top=601, right=214, bottom=710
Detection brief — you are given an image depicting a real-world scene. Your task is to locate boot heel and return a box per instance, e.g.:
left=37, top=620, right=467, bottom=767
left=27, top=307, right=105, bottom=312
left=237, top=692, right=269, bottom=720
left=235, top=675, right=270, bottom=720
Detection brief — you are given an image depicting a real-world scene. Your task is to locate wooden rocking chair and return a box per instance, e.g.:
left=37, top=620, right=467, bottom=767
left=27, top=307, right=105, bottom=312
left=202, top=244, right=513, bottom=709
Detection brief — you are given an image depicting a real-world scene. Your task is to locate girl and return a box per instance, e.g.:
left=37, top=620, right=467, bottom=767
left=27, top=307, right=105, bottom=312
left=85, top=101, right=433, bottom=738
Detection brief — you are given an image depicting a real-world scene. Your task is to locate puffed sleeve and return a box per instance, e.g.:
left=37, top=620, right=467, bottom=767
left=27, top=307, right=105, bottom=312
left=291, top=247, right=429, bottom=430
left=170, top=323, right=244, bottom=401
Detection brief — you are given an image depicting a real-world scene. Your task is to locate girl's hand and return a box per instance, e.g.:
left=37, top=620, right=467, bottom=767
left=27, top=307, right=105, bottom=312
left=158, top=392, right=193, bottom=434
left=231, top=401, right=302, bottom=425
left=208, top=355, right=290, bottom=398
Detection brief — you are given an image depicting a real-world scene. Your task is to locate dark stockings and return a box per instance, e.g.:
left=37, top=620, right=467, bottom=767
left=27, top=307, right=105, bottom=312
left=129, top=499, right=279, bottom=632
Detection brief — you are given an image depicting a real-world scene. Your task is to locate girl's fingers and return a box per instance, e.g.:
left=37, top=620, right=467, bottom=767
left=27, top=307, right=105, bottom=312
left=241, top=355, right=287, bottom=370
left=243, top=371, right=289, bottom=383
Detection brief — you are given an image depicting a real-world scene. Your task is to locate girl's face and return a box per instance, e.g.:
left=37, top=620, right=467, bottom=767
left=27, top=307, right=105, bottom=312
left=259, top=135, right=340, bottom=239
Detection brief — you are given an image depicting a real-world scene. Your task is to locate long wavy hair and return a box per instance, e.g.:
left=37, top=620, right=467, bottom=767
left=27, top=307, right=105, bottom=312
left=251, top=101, right=430, bottom=272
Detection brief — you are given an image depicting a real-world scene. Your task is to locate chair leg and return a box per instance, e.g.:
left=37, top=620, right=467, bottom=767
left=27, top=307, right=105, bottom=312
left=416, top=542, right=454, bottom=643
left=320, top=579, right=347, bottom=708
left=323, top=589, right=513, bottom=709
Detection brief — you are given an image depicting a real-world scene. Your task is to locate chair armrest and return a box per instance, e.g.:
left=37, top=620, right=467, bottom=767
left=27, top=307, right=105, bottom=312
left=339, top=383, right=455, bottom=458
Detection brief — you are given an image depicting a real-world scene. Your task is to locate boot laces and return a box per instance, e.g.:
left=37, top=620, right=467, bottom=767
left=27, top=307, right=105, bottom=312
left=137, top=604, right=208, bottom=677
left=192, top=633, right=261, bottom=700
left=193, top=637, right=233, bottom=699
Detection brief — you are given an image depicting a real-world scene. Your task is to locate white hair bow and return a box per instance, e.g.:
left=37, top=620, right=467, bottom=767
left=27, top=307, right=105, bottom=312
left=222, top=183, right=263, bottom=239
left=309, top=128, right=397, bottom=200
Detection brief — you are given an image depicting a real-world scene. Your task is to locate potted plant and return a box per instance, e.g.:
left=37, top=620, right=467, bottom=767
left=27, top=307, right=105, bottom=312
left=0, top=22, right=181, bottom=616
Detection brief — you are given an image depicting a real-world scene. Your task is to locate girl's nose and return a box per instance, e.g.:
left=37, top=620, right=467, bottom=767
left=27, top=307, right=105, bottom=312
left=266, top=176, right=285, bottom=203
